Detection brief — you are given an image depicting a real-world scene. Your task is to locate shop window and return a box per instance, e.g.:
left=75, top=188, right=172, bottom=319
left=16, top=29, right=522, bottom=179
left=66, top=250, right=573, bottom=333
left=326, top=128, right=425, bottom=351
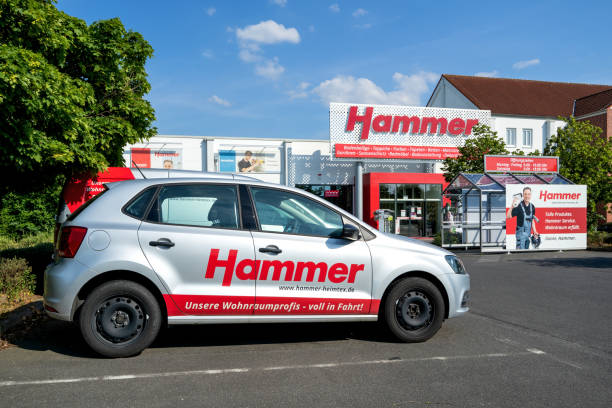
left=522, top=129, right=533, bottom=147
left=378, top=183, right=442, bottom=238
left=426, top=184, right=442, bottom=200
left=379, top=184, right=396, bottom=200
left=506, top=128, right=516, bottom=146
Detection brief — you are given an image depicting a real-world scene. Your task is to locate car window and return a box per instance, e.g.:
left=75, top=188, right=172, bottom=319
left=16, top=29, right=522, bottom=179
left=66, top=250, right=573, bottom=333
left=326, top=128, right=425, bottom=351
left=250, top=187, right=343, bottom=237
left=147, top=184, right=239, bottom=229
left=124, top=187, right=157, bottom=219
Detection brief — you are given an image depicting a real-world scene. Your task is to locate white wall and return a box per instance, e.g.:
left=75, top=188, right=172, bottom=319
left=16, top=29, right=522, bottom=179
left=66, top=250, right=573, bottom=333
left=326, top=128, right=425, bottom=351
left=427, top=77, right=566, bottom=153
left=125, top=136, right=205, bottom=171
left=428, top=78, right=479, bottom=110
left=492, top=116, right=565, bottom=153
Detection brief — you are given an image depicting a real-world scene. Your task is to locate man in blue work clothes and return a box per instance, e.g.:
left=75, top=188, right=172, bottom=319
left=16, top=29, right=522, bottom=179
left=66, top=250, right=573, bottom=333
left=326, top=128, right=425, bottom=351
left=507, top=186, right=539, bottom=249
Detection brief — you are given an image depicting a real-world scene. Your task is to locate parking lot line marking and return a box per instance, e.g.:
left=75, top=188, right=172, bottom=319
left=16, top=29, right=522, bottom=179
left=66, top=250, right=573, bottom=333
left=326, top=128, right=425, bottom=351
left=0, top=350, right=544, bottom=387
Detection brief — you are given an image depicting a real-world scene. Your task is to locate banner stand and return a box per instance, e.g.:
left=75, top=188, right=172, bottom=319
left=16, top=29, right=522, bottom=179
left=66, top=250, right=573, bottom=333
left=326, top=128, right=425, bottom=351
left=441, top=172, right=586, bottom=252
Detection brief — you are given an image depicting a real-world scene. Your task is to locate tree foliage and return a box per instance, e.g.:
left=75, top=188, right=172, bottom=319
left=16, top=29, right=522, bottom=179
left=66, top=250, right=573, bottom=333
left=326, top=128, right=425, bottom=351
left=441, top=124, right=509, bottom=182
left=0, top=0, right=156, bottom=193
left=544, top=117, right=612, bottom=228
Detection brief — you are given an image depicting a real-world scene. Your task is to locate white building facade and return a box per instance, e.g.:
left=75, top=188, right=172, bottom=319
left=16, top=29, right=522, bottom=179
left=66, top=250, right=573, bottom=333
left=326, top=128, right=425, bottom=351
left=427, top=75, right=565, bottom=153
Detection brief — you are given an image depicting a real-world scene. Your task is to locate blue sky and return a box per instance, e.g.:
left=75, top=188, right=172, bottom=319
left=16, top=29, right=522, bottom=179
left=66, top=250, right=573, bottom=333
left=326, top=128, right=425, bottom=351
left=57, top=0, right=612, bottom=140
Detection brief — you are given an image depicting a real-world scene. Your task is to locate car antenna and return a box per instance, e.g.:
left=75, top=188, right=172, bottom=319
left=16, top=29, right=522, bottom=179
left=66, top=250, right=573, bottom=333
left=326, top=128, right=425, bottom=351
left=131, top=160, right=147, bottom=179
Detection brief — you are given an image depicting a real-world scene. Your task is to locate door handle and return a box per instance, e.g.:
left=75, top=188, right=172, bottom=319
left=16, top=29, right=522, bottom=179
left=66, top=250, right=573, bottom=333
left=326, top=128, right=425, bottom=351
left=149, top=238, right=175, bottom=248
left=259, top=245, right=282, bottom=254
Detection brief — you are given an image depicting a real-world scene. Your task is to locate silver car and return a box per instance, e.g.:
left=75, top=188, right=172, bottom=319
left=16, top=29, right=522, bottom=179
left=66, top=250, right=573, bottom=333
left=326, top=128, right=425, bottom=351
left=45, top=175, right=469, bottom=357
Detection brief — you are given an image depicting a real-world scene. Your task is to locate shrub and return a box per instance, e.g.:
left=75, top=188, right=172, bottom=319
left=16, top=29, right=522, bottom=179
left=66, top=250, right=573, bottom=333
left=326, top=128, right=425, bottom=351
left=588, top=231, right=612, bottom=248
left=0, top=180, right=61, bottom=240
left=0, top=232, right=54, bottom=295
left=0, top=257, right=35, bottom=303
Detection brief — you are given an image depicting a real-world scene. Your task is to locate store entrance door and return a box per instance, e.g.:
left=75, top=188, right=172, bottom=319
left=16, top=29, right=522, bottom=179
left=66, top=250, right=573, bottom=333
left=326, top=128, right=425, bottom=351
left=379, top=183, right=442, bottom=238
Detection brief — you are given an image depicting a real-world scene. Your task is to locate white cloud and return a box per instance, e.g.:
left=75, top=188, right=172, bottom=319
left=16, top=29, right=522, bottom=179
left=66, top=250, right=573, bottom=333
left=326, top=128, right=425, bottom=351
left=308, top=25, right=315, bottom=32
left=209, top=95, right=231, bottom=107
left=236, top=20, right=300, bottom=45
left=352, top=8, right=367, bottom=17
left=235, top=20, right=299, bottom=80
left=238, top=48, right=261, bottom=62
left=329, top=4, right=340, bottom=12
left=255, top=57, right=285, bottom=80
left=271, top=0, right=287, bottom=6
left=513, top=58, right=540, bottom=69
left=313, top=71, right=438, bottom=106
left=206, top=7, right=216, bottom=16
left=202, top=50, right=214, bottom=59
left=288, top=82, right=311, bottom=99
left=475, top=70, right=499, bottom=78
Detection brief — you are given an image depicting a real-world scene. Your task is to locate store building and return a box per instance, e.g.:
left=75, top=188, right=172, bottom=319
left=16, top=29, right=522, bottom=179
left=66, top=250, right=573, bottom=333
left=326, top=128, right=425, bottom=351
left=125, top=75, right=612, bottom=235
left=427, top=75, right=611, bottom=153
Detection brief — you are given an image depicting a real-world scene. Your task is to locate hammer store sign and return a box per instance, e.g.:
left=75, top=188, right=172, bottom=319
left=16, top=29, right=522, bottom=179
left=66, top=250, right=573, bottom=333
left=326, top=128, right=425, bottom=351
left=329, top=103, right=491, bottom=161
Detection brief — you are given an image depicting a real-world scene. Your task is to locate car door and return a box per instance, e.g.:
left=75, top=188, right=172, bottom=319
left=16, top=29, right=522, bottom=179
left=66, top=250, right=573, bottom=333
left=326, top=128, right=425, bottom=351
left=248, top=186, right=373, bottom=316
left=138, top=183, right=256, bottom=317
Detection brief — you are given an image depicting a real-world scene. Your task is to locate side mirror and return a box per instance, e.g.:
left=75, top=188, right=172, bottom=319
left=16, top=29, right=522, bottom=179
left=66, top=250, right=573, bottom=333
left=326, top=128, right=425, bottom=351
left=341, top=223, right=360, bottom=241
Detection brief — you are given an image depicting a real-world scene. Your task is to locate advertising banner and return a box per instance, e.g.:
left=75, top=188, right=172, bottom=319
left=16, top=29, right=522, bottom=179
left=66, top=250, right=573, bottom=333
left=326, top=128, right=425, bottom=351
left=505, top=184, right=587, bottom=251
left=218, top=146, right=281, bottom=173
left=485, top=155, right=559, bottom=173
left=130, top=147, right=183, bottom=169
left=329, top=103, right=491, bottom=161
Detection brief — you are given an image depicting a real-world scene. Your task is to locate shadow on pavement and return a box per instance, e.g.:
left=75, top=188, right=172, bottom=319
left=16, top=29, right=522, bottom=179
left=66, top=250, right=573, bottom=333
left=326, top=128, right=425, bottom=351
left=6, top=318, right=393, bottom=358
left=520, top=257, right=612, bottom=270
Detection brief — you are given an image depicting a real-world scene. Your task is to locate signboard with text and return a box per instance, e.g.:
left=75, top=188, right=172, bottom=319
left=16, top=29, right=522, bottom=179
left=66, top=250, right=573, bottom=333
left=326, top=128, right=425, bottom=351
left=218, top=145, right=281, bottom=174
left=330, top=103, right=491, bottom=161
left=505, top=184, right=587, bottom=251
left=485, top=155, right=559, bottom=173
left=131, top=147, right=183, bottom=169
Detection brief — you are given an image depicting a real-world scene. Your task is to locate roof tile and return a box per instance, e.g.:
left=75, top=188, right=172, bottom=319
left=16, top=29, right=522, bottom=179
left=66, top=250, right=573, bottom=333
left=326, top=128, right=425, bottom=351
left=442, top=74, right=611, bottom=117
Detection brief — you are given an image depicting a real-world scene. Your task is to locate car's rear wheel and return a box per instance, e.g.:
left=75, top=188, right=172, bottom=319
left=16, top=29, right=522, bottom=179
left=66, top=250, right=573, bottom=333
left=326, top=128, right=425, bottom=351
left=383, top=277, right=444, bottom=342
left=78, top=280, right=161, bottom=358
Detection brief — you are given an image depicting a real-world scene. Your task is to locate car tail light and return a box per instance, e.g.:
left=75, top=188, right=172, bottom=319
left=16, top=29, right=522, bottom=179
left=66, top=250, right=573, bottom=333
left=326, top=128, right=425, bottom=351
left=57, top=227, right=87, bottom=258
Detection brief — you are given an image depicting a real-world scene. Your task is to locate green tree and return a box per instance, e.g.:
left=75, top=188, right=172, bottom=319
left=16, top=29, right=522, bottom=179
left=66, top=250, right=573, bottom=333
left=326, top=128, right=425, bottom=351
left=0, top=0, right=156, bottom=192
left=441, top=124, right=509, bottom=182
left=544, top=117, right=612, bottom=229
left=0, top=0, right=156, bottom=237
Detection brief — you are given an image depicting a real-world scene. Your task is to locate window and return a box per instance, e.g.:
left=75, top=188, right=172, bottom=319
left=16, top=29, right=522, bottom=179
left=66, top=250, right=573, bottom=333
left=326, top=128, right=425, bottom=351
left=146, top=184, right=239, bottom=229
left=251, top=187, right=343, bottom=237
left=124, top=187, right=157, bottom=219
left=506, top=128, right=517, bottom=146
left=522, top=128, right=533, bottom=147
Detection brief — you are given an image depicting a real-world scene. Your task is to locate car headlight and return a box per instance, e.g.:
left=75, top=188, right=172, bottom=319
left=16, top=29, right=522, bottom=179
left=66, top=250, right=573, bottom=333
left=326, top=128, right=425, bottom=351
left=445, top=255, right=467, bottom=274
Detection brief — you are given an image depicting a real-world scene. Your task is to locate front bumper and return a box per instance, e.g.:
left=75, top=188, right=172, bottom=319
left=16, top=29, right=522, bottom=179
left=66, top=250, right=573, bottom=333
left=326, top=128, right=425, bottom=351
left=43, top=258, right=93, bottom=322
left=443, top=273, right=470, bottom=318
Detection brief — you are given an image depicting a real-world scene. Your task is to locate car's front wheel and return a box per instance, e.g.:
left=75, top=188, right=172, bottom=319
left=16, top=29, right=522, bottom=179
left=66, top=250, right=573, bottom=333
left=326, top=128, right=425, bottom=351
left=78, top=280, right=162, bottom=358
left=383, top=277, right=445, bottom=342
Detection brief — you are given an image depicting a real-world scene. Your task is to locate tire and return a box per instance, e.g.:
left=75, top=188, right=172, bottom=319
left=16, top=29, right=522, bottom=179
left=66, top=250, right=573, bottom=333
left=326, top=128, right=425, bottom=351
left=382, top=277, right=445, bottom=343
left=78, top=280, right=162, bottom=358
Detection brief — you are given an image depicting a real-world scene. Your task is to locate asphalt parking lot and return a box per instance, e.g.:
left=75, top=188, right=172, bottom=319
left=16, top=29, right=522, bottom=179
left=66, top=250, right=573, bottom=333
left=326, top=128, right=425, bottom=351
left=1, top=250, right=611, bottom=407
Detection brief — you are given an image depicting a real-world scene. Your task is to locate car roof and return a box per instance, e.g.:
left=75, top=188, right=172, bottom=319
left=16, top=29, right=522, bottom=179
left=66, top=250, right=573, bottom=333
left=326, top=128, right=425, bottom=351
left=106, top=177, right=299, bottom=194
left=133, top=169, right=258, bottom=181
